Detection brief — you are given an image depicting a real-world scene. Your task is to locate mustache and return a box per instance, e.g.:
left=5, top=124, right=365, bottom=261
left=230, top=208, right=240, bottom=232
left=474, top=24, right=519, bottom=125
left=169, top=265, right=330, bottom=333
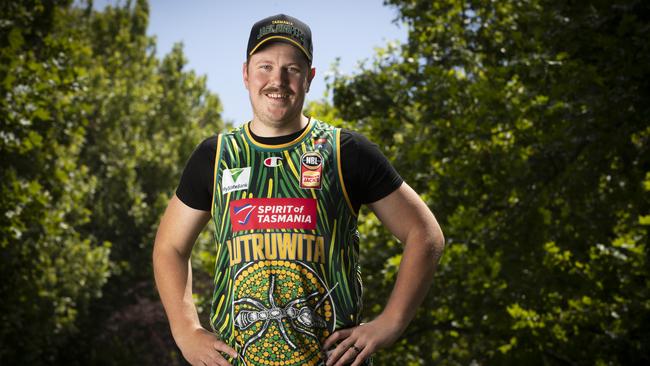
left=261, top=87, right=293, bottom=95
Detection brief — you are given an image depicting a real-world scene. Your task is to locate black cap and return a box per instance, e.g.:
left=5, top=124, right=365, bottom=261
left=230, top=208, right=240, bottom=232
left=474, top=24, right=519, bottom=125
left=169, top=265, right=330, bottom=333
left=247, top=14, right=313, bottom=63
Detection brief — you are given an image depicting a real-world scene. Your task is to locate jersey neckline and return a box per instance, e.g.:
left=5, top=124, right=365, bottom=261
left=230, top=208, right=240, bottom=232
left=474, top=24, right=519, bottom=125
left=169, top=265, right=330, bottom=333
left=243, top=118, right=315, bottom=151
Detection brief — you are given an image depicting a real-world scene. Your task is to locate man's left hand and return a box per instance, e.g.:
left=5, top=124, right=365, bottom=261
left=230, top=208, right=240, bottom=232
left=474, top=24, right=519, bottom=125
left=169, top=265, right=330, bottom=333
left=322, top=314, right=404, bottom=366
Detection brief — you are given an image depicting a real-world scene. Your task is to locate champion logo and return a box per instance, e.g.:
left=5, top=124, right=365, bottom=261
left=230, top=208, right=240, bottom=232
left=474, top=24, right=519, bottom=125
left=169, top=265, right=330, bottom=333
left=264, top=156, right=283, bottom=167
left=233, top=204, right=256, bottom=225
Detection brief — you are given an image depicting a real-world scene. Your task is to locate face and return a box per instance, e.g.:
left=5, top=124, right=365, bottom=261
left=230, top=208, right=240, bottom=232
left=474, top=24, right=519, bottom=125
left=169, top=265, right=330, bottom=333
left=243, top=42, right=315, bottom=130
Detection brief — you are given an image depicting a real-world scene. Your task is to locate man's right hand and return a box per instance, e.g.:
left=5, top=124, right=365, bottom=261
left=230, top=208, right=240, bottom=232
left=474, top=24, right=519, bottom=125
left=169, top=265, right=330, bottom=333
left=177, top=327, right=238, bottom=366
left=154, top=196, right=235, bottom=364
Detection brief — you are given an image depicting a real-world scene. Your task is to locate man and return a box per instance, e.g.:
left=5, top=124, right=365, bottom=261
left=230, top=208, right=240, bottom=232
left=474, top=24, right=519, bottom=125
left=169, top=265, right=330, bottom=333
left=153, top=14, right=444, bottom=366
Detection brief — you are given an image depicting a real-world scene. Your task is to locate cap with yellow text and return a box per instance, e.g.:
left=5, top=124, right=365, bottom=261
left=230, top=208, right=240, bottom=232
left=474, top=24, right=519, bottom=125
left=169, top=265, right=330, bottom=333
left=247, top=14, right=313, bottom=64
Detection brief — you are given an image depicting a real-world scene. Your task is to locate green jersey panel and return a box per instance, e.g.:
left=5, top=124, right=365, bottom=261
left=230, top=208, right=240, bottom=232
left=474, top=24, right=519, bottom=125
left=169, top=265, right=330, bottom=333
left=210, top=120, right=362, bottom=366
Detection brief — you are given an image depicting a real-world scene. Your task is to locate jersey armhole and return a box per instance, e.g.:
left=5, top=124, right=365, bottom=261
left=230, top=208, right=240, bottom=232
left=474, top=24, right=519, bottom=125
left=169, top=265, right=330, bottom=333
left=335, top=129, right=358, bottom=217
left=210, top=134, right=224, bottom=217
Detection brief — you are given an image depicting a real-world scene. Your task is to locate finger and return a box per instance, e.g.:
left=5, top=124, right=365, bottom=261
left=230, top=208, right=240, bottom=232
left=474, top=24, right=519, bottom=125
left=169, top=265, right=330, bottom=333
left=201, top=353, right=218, bottom=366
left=323, top=328, right=353, bottom=349
left=326, top=338, right=356, bottom=366
left=213, top=340, right=239, bottom=359
left=350, top=346, right=372, bottom=366
left=199, top=357, right=216, bottom=366
left=333, top=346, right=361, bottom=366
left=208, top=351, right=232, bottom=366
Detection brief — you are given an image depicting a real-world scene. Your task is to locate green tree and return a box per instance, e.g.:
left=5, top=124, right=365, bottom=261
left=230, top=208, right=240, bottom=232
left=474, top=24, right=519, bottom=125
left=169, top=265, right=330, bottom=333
left=1, top=1, right=112, bottom=362
left=328, top=0, right=649, bottom=364
left=1, top=1, right=224, bottom=364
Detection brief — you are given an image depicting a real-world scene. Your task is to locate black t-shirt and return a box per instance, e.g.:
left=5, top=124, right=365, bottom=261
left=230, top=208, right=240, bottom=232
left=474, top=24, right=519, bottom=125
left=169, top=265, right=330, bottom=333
left=176, top=123, right=403, bottom=213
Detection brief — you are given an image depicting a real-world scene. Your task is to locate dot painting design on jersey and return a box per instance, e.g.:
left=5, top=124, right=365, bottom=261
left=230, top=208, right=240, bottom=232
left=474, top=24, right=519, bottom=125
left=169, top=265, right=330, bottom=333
left=210, top=120, right=363, bottom=365
left=233, top=260, right=337, bottom=366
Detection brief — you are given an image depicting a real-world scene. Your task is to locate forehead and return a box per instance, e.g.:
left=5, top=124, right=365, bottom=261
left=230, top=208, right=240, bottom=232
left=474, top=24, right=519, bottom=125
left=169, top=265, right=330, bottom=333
left=248, top=42, right=309, bottom=65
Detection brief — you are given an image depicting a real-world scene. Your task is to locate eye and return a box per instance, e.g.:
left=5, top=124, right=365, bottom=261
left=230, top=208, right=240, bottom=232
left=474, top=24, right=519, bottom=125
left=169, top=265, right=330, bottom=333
left=288, top=66, right=301, bottom=74
left=259, top=64, right=272, bottom=71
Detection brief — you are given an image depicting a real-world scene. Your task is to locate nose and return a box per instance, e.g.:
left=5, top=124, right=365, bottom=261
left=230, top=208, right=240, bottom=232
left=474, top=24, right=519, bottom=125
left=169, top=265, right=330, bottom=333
left=269, top=67, right=289, bottom=87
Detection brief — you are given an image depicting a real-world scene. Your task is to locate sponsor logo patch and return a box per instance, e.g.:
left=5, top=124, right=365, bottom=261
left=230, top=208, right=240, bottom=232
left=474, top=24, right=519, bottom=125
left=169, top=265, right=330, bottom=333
left=313, top=137, right=328, bottom=150
left=300, top=151, right=323, bottom=190
left=222, top=167, right=251, bottom=195
left=230, top=198, right=317, bottom=232
left=264, top=156, right=283, bottom=167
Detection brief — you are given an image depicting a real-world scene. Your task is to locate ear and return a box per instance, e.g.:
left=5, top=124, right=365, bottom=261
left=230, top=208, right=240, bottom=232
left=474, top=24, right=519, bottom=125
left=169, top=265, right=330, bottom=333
left=243, top=61, right=250, bottom=90
left=306, top=67, right=316, bottom=93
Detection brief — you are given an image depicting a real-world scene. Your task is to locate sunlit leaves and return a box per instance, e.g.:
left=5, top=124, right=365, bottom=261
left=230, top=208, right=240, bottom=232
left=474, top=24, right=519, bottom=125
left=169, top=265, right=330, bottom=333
left=1, top=0, right=223, bottom=363
left=327, top=0, right=650, bottom=364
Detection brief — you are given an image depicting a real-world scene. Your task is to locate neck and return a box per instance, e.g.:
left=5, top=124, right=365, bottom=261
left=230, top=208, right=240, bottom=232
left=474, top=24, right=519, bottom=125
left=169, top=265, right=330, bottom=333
left=249, top=114, right=310, bottom=137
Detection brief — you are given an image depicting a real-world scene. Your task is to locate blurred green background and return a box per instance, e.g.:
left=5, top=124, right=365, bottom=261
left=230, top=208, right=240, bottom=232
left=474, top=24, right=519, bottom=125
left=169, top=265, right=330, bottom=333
left=1, top=0, right=648, bottom=365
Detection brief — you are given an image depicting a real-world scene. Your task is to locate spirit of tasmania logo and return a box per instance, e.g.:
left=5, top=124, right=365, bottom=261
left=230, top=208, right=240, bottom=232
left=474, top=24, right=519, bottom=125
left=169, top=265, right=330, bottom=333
left=229, top=198, right=317, bottom=232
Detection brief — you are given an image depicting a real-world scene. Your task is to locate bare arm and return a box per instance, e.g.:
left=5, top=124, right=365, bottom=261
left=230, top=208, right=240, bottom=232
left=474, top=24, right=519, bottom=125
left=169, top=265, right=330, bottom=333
left=323, top=182, right=444, bottom=366
left=367, top=181, right=445, bottom=329
left=153, top=194, right=237, bottom=366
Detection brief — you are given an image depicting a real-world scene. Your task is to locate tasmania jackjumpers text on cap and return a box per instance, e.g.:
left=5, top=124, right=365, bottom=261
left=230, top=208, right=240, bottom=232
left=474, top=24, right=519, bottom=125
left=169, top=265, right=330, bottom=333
left=247, top=14, right=313, bottom=63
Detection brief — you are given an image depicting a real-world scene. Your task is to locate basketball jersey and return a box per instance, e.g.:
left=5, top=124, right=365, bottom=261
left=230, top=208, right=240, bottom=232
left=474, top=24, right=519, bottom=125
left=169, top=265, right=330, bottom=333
left=210, top=119, right=362, bottom=366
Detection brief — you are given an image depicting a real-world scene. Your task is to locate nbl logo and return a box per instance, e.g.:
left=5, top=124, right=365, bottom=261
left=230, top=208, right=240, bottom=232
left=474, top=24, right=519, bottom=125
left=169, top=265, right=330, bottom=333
left=300, top=151, right=323, bottom=190
left=301, top=154, right=321, bottom=168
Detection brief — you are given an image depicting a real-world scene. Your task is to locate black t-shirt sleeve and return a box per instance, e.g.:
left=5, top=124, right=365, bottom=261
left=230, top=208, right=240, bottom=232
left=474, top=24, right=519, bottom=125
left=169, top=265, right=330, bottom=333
left=340, top=130, right=403, bottom=212
left=175, top=135, right=218, bottom=211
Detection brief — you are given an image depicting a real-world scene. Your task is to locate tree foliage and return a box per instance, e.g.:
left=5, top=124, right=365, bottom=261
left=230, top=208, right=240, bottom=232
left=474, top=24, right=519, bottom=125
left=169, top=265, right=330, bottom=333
left=3, top=0, right=648, bottom=365
left=328, top=0, right=649, bottom=364
left=1, top=1, right=223, bottom=364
